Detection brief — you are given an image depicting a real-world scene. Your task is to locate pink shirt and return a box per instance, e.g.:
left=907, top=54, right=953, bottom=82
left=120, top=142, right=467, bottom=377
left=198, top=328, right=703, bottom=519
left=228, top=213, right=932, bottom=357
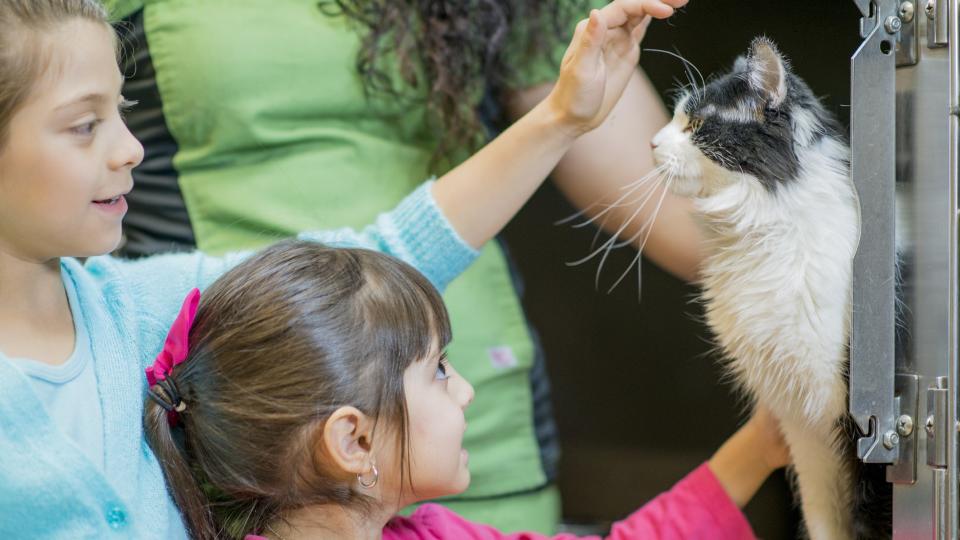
left=245, top=463, right=756, bottom=540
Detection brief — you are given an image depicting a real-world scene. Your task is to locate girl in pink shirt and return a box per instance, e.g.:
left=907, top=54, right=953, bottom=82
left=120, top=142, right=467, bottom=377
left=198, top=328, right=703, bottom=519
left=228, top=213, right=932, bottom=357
left=144, top=241, right=788, bottom=540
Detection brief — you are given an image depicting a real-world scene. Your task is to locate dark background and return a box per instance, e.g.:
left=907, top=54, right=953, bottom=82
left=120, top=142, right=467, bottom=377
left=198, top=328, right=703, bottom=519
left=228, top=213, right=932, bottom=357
left=501, top=2, right=863, bottom=538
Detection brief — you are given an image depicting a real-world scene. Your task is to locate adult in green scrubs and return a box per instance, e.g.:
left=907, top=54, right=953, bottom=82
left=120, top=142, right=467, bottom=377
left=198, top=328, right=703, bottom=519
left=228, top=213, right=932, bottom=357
left=105, top=0, right=701, bottom=533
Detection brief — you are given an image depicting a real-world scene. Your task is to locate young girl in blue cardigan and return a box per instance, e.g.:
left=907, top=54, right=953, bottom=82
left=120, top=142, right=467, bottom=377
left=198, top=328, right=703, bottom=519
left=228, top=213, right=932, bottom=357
left=0, top=0, right=686, bottom=537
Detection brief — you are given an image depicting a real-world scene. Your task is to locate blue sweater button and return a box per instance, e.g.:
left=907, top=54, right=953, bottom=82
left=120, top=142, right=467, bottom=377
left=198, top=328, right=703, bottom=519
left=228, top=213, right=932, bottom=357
left=105, top=505, right=127, bottom=530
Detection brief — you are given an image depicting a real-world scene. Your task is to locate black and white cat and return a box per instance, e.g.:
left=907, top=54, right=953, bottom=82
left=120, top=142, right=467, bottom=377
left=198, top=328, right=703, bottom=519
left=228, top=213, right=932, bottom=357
left=650, top=37, right=882, bottom=539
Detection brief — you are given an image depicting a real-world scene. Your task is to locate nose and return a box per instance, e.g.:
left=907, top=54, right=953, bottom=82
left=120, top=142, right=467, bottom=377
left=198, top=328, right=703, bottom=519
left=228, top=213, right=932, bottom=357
left=456, top=376, right=475, bottom=410
left=109, top=123, right=145, bottom=171
left=650, top=139, right=659, bottom=150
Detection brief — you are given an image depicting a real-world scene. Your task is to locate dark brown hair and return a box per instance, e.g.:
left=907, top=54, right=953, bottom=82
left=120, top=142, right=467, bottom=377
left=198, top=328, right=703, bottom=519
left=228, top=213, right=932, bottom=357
left=0, top=0, right=110, bottom=147
left=320, top=0, right=586, bottom=165
left=144, top=241, right=452, bottom=539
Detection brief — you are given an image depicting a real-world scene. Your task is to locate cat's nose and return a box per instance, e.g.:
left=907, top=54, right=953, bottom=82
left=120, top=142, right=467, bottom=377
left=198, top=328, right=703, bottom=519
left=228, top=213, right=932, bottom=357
left=650, top=140, right=659, bottom=149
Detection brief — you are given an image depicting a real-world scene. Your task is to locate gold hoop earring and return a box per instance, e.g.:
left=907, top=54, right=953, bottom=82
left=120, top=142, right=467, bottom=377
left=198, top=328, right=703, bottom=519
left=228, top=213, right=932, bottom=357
left=358, top=463, right=379, bottom=489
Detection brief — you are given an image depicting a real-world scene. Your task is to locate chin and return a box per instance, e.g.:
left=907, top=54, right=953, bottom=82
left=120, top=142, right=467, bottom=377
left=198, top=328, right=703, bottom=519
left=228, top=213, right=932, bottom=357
left=445, top=467, right=471, bottom=497
left=668, top=176, right=704, bottom=197
left=73, top=233, right=123, bottom=258
left=450, top=474, right=470, bottom=496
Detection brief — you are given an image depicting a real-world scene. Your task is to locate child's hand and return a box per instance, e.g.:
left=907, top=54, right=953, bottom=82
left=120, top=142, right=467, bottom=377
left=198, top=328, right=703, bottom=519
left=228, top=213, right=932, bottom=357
left=708, top=404, right=790, bottom=508
left=546, top=0, right=687, bottom=134
left=745, top=404, right=791, bottom=470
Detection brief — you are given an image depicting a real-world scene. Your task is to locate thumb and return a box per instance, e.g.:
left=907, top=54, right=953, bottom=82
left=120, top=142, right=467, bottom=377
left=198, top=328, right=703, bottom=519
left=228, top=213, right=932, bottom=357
left=630, top=15, right=652, bottom=47
left=561, top=17, right=589, bottom=67
left=574, top=10, right=606, bottom=65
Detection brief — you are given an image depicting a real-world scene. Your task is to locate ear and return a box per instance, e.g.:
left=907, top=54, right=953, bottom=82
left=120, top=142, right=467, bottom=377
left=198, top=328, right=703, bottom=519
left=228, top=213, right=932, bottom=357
left=733, top=55, right=749, bottom=74
left=321, top=406, right=376, bottom=476
left=747, top=37, right=788, bottom=107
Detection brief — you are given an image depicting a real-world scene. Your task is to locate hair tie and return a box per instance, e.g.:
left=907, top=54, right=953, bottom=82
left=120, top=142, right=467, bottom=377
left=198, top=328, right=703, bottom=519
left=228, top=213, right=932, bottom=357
left=146, top=288, right=200, bottom=425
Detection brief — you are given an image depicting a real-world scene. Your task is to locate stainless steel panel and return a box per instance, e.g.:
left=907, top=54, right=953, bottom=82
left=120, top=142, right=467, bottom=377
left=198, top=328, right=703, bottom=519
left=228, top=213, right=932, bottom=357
left=890, top=2, right=956, bottom=536
left=851, top=0, right=900, bottom=464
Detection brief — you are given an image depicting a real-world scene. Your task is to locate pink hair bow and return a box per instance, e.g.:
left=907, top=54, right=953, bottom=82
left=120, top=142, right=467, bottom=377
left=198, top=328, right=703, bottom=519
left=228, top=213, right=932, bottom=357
left=146, top=288, right=200, bottom=387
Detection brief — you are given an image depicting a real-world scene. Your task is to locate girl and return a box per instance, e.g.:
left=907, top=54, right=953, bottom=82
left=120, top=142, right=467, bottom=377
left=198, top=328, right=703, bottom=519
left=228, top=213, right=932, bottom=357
left=0, top=0, right=678, bottom=537
left=145, top=241, right=788, bottom=540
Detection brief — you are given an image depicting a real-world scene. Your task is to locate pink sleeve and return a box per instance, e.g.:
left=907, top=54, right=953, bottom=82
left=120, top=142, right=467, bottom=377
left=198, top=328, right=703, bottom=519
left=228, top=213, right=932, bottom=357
left=383, top=463, right=756, bottom=540
left=604, top=462, right=756, bottom=540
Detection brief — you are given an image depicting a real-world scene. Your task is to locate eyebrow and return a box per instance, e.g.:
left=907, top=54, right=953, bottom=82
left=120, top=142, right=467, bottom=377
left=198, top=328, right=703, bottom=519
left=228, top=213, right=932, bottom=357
left=55, top=93, right=110, bottom=111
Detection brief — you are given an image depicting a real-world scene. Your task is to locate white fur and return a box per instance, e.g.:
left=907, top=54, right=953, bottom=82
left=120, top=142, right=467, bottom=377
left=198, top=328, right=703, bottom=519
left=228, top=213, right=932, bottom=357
left=654, top=107, right=859, bottom=539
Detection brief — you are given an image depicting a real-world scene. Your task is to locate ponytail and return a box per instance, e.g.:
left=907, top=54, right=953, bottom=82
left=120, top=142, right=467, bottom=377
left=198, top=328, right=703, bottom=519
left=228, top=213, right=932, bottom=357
left=144, top=393, right=217, bottom=540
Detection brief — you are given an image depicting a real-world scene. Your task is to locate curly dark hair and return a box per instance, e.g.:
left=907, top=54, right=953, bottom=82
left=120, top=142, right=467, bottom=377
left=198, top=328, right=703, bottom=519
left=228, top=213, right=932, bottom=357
left=320, top=0, right=587, bottom=165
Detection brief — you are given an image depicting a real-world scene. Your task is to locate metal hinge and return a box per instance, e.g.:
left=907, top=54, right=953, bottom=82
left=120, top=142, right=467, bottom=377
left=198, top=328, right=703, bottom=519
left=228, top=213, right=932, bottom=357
left=925, top=377, right=950, bottom=539
left=924, top=0, right=949, bottom=48
left=896, top=1, right=921, bottom=66
left=926, top=376, right=949, bottom=469
left=887, top=373, right=921, bottom=483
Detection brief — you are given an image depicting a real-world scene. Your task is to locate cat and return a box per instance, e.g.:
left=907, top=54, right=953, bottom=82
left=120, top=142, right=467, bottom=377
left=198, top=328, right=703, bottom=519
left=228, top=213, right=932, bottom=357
left=649, top=37, right=889, bottom=539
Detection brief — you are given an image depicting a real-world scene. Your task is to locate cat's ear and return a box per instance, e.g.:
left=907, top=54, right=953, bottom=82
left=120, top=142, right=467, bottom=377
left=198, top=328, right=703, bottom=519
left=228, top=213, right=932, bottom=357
left=747, top=37, right=788, bottom=107
left=733, top=55, right=749, bottom=74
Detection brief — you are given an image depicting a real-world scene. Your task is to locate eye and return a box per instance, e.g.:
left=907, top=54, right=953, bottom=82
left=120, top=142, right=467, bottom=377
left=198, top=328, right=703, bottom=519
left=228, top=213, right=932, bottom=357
left=70, top=119, right=102, bottom=136
left=435, top=354, right=450, bottom=381
left=683, top=117, right=703, bottom=133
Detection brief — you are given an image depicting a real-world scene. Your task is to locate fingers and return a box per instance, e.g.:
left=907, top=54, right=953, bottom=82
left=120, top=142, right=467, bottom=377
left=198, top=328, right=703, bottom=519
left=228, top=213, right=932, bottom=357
left=599, top=0, right=686, bottom=27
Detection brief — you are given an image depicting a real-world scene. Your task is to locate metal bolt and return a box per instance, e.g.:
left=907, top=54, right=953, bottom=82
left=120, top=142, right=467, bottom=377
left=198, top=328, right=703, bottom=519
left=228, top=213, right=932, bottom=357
left=926, top=415, right=936, bottom=436
left=882, top=430, right=900, bottom=449
left=897, top=414, right=915, bottom=437
left=899, top=1, right=916, bottom=23
left=925, top=0, right=936, bottom=19
left=884, top=15, right=903, bottom=33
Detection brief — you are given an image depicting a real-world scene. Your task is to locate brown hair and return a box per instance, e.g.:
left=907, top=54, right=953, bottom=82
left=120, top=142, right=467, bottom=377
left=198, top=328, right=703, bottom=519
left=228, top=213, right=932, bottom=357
left=320, top=0, right=586, bottom=166
left=0, top=0, right=110, bottom=147
left=144, top=241, right=452, bottom=539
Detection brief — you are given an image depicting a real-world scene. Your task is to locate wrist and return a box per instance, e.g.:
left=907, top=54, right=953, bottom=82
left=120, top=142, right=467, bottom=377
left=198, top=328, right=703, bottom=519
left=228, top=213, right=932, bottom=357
left=708, top=424, right=776, bottom=508
left=536, top=92, right=590, bottom=140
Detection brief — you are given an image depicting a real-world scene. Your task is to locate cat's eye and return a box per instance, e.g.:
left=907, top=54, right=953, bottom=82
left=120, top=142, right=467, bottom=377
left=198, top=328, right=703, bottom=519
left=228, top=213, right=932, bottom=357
left=683, top=118, right=703, bottom=133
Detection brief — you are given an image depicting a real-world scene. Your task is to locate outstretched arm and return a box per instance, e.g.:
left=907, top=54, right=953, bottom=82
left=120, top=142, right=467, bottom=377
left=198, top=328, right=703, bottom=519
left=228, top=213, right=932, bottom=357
left=503, top=0, right=702, bottom=282
left=434, top=0, right=679, bottom=249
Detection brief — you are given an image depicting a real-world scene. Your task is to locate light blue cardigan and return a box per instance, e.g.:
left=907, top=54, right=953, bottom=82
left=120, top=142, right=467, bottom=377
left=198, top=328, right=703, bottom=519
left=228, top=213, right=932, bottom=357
left=0, top=182, right=477, bottom=539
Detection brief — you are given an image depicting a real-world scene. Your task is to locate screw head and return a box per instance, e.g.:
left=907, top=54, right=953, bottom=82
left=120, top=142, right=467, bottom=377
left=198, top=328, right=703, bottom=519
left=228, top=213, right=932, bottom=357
left=926, top=415, right=936, bottom=436
left=882, top=430, right=900, bottom=449
left=885, top=15, right=903, bottom=33
left=897, top=414, right=915, bottom=437
left=899, top=1, right=916, bottom=23
left=925, top=0, right=936, bottom=18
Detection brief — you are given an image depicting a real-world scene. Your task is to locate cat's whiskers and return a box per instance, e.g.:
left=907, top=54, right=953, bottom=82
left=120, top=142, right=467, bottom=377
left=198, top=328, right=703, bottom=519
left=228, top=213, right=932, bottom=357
left=586, top=178, right=667, bottom=252
left=607, top=173, right=676, bottom=297
left=556, top=163, right=670, bottom=229
left=592, top=178, right=671, bottom=289
left=643, top=48, right=705, bottom=101
left=564, top=165, right=673, bottom=290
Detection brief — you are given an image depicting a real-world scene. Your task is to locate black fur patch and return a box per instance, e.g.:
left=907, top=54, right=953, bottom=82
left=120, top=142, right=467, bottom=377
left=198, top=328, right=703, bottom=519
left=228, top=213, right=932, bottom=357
left=682, top=50, right=844, bottom=193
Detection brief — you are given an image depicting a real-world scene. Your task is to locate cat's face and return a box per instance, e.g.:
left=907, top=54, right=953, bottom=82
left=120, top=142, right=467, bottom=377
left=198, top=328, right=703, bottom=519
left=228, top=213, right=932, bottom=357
left=651, top=37, right=841, bottom=198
